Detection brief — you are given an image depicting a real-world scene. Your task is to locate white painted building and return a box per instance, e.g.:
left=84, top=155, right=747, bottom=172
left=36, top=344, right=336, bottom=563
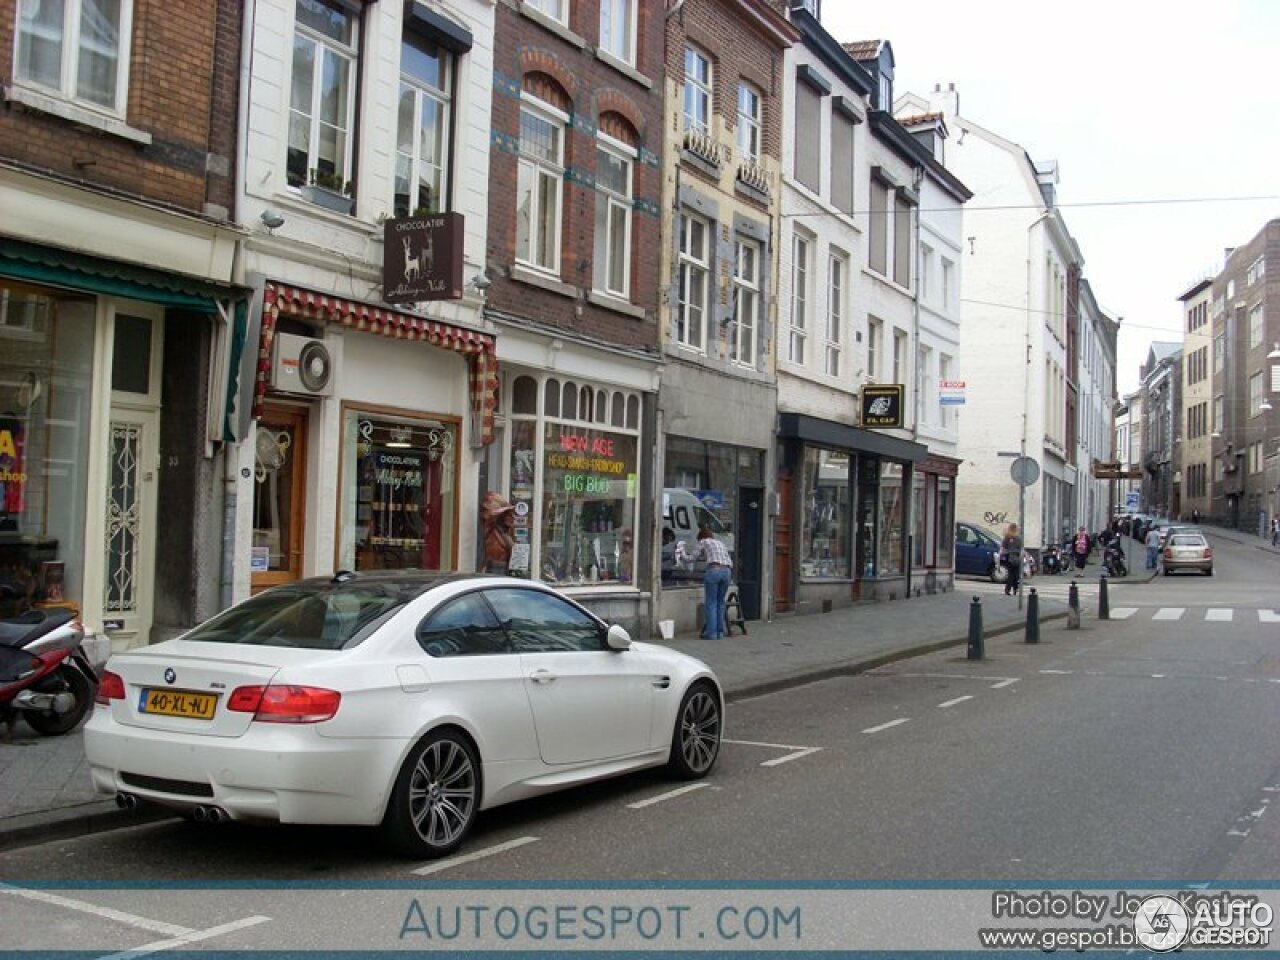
left=898, top=85, right=1083, bottom=550
left=231, top=0, right=497, bottom=602
left=1114, top=391, right=1143, bottom=511
left=1076, top=279, right=1119, bottom=530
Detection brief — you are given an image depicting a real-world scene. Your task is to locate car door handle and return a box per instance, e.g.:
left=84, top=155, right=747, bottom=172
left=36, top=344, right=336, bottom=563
left=653, top=676, right=671, bottom=689
left=530, top=669, right=557, bottom=685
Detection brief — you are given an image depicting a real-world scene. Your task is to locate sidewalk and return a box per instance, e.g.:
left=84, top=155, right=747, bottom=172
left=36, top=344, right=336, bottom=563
left=0, top=572, right=1102, bottom=851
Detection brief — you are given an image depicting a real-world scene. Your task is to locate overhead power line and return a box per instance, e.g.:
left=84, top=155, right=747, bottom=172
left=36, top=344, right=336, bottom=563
left=782, top=193, right=1280, bottom=219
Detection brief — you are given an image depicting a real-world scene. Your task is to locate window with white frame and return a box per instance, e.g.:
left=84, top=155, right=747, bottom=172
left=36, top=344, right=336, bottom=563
left=915, top=344, right=932, bottom=426
left=1213, top=394, right=1224, bottom=433
left=288, top=0, right=358, bottom=193
left=826, top=252, right=846, bottom=377
left=525, top=0, right=567, bottom=24
left=731, top=239, right=760, bottom=367
left=15, top=0, right=133, bottom=114
left=790, top=234, right=810, bottom=365
left=677, top=212, right=710, bottom=351
left=919, top=244, right=933, bottom=303
left=941, top=258, right=954, bottom=309
left=868, top=179, right=889, bottom=275
left=395, top=35, right=451, bottom=217
left=1247, top=256, right=1265, bottom=286
left=683, top=47, right=711, bottom=136
left=593, top=136, right=633, bottom=299
left=866, top=317, right=882, bottom=382
left=939, top=353, right=955, bottom=428
left=1249, top=302, right=1263, bottom=347
left=893, top=329, right=907, bottom=386
left=893, top=193, right=912, bottom=288
left=736, top=82, right=761, bottom=162
left=1250, top=371, right=1264, bottom=415
left=599, top=0, right=634, bottom=65
left=516, top=99, right=565, bottom=273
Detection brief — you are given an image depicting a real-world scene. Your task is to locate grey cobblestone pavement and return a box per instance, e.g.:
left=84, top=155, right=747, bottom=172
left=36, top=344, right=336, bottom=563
left=1, top=538, right=1145, bottom=850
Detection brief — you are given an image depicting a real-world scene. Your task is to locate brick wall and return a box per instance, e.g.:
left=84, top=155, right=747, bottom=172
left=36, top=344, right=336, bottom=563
left=0, top=0, right=239, bottom=218
left=484, top=0, right=666, bottom=350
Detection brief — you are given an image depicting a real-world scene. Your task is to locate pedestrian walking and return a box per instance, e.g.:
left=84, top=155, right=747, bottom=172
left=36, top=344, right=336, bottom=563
left=1000, top=523, right=1023, bottom=596
left=693, top=525, right=732, bottom=639
left=1192, top=508, right=1200, bottom=525
left=1271, top=517, right=1279, bottom=548
left=1072, top=526, right=1090, bottom=576
left=1144, top=524, right=1162, bottom=570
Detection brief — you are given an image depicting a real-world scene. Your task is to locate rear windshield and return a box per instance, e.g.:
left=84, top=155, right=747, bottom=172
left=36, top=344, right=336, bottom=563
left=184, top=583, right=424, bottom=650
left=1169, top=535, right=1206, bottom=546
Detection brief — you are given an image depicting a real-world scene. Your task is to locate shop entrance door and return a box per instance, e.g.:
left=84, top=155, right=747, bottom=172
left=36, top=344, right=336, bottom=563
left=736, top=485, right=763, bottom=620
left=252, top=404, right=308, bottom=591
left=105, top=307, right=163, bottom=647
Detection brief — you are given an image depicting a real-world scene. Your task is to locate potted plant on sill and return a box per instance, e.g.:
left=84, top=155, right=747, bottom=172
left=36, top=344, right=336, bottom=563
left=303, top=168, right=354, bottom=215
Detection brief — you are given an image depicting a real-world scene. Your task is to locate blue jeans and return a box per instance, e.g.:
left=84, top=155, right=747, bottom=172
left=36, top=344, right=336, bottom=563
left=1146, top=546, right=1159, bottom=569
left=703, top=565, right=731, bottom=639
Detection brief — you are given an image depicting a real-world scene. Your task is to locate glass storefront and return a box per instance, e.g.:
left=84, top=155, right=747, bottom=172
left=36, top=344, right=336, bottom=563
left=800, top=447, right=851, bottom=579
left=0, top=280, right=94, bottom=616
left=662, top=436, right=761, bottom=585
left=338, top=408, right=459, bottom=572
left=877, top=462, right=905, bottom=576
left=505, top=373, right=641, bottom=587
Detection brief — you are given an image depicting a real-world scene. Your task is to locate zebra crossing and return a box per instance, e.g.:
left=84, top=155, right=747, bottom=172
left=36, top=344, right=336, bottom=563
left=961, top=578, right=1280, bottom=623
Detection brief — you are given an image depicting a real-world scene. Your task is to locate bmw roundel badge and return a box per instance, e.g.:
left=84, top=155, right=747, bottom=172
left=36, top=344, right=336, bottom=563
left=164, top=668, right=176, bottom=685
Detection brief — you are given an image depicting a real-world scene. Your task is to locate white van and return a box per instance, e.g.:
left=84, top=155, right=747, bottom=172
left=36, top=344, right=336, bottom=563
left=662, top=489, right=734, bottom=578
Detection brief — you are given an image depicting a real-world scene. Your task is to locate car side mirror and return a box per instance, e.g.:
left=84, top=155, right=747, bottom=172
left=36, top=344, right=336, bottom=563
left=605, top=623, right=631, bottom=651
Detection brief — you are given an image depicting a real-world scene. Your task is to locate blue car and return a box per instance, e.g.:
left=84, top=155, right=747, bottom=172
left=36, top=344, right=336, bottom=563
left=955, top=521, right=1008, bottom=583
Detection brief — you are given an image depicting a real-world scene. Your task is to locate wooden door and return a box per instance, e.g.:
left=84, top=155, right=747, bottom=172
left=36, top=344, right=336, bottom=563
left=251, top=405, right=308, bottom=592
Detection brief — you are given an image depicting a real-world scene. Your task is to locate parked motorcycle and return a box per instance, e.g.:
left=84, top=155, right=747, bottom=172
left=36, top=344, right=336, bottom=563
left=0, top=607, right=96, bottom=737
left=1103, top=542, right=1129, bottom=578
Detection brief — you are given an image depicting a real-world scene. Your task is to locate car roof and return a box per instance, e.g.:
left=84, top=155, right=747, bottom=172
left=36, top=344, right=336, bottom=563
left=279, top=571, right=497, bottom=597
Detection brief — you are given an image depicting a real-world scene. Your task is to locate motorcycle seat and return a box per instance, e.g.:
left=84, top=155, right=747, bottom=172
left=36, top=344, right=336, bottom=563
left=0, top=608, right=77, bottom=648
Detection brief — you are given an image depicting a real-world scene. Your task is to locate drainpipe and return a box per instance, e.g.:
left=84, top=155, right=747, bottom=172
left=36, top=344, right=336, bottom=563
left=220, top=0, right=259, bottom=612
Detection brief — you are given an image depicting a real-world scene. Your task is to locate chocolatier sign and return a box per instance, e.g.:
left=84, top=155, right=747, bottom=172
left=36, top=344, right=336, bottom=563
left=383, top=212, right=465, bottom=303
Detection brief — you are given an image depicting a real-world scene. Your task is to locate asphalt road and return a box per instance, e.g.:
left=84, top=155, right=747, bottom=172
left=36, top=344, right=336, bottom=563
left=4, top=531, right=1277, bottom=952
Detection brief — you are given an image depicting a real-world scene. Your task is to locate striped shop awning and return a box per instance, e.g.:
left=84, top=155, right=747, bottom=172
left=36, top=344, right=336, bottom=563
left=253, top=280, right=498, bottom=446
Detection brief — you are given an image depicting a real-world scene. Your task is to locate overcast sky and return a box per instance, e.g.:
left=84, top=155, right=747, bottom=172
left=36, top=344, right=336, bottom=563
left=821, top=0, right=1280, bottom=396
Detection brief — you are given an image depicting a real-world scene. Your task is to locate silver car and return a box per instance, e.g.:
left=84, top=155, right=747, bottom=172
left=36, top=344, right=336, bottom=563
left=1163, top=532, right=1213, bottom=576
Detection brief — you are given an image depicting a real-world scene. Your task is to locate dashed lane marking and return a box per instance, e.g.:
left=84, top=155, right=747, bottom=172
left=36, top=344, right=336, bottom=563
left=990, top=678, right=1019, bottom=689
left=95, top=916, right=271, bottom=960
left=722, top=738, right=824, bottom=767
left=1206, top=608, right=1233, bottom=622
left=1039, top=669, right=1073, bottom=675
left=411, top=836, right=540, bottom=875
left=937, top=696, right=974, bottom=709
left=1260, top=610, right=1280, bottom=623
left=1152, top=607, right=1185, bottom=620
left=0, top=884, right=193, bottom=937
left=1110, top=607, right=1138, bottom=619
left=862, top=718, right=910, bottom=734
left=625, top=784, right=709, bottom=810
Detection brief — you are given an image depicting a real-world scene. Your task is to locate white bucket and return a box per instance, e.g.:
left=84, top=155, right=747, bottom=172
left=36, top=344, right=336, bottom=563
left=658, top=619, right=675, bottom=641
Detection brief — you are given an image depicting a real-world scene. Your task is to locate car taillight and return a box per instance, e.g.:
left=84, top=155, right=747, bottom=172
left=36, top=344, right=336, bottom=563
left=96, top=670, right=125, bottom=705
left=227, top=684, right=341, bottom=723
left=1204, top=547, right=1213, bottom=558
left=1164, top=548, right=1172, bottom=559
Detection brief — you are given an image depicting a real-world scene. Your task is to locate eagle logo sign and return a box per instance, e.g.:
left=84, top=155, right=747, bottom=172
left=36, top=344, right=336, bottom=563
left=868, top=397, right=892, bottom=416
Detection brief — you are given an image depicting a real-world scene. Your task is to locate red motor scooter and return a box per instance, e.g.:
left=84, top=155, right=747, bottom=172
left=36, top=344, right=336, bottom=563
left=0, top=607, right=97, bottom=737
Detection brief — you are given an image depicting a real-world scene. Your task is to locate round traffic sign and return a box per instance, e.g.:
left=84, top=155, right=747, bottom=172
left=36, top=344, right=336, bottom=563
left=1010, top=456, right=1040, bottom=487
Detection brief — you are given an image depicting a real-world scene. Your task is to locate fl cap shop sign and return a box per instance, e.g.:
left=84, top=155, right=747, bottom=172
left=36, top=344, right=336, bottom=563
left=861, top=385, right=904, bottom=428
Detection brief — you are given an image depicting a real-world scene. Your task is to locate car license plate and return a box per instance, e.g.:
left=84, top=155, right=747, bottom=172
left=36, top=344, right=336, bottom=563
left=139, top=688, right=217, bottom=720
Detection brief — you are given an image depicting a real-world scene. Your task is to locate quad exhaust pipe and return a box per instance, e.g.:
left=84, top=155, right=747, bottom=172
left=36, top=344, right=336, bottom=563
left=191, top=804, right=228, bottom=823
left=115, top=792, right=139, bottom=811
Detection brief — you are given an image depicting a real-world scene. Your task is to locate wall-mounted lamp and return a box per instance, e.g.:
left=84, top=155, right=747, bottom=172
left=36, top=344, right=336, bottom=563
left=466, top=272, right=491, bottom=292
left=260, top=209, right=285, bottom=233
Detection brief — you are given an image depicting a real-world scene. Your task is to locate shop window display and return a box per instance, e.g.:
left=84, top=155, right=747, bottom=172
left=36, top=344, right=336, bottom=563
left=340, top=410, right=458, bottom=572
left=663, top=437, right=759, bottom=585
left=801, top=447, right=851, bottom=578
left=877, top=462, right=905, bottom=577
left=0, top=281, right=94, bottom=616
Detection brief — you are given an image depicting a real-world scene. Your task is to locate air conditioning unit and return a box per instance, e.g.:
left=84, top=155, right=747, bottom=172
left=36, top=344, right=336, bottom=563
left=272, top=333, right=333, bottom=396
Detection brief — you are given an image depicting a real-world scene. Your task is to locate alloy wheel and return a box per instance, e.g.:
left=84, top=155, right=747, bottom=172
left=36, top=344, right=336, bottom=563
left=407, top=737, right=477, bottom=849
left=678, top=688, right=721, bottom=775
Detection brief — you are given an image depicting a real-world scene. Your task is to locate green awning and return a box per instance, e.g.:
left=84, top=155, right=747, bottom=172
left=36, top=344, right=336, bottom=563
left=1, top=238, right=251, bottom=441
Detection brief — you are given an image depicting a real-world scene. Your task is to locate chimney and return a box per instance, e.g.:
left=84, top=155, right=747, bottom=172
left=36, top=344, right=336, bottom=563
left=931, top=82, right=959, bottom=118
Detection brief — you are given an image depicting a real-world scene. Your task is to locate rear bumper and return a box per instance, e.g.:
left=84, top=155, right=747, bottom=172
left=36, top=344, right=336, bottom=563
left=1163, top=560, right=1211, bottom=573
left=84, top=707, right=403, bottom=825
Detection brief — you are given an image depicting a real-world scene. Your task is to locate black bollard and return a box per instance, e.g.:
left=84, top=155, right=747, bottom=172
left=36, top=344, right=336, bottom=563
left=1098, top=574, right=1110, bottom=620
left=1067, top=580, right=1080, bottom=630
left=967, top=595, right=984, bottom=660
left=1025, top=587, right=1040, bottom=644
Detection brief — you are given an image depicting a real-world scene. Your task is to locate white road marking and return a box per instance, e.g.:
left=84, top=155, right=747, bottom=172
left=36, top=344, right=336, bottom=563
left=760, top=747, right=824, bottom=767
left=411, top=836, right=540, bottom=875
left=1206, top=608, right=1233, bottom=622
left=862, top=718, right=910, bottom=734
left=1151, top=674, right=1166, bottom=678
left=625, top=783, right=709, bottom=810
left=937, top=696, right=974, bottom=709
left=1039, top=669, right=1073, bottom=675
left=1260, top=610, right=1280, bottom=623
left=1152, top=607, right=1185, bottom=621
left=1109, top=607, right=1138, bottom=619
left=95, top=916, right=271, bottom=960
left=871, top=671, right=1018, bottom=682
left=0, top=884, right=192, bottom=937
left=990, top=678, right=1019, bottom=689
